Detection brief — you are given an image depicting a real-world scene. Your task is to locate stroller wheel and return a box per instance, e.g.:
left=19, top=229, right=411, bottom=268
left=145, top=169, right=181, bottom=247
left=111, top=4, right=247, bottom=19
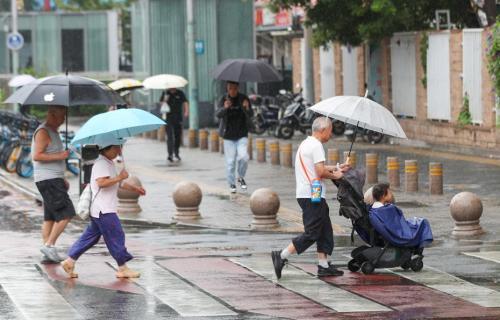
left=361, top=262, right=375, bottom=275
left=401, top=260, right=411, bottom=270
left=410, top=257, right=424, bottom=272
left=348, top=259, right=361, bottom=272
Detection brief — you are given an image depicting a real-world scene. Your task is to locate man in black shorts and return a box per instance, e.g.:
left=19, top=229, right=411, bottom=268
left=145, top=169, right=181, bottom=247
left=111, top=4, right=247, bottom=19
left=32, top=106, right=75, bottom=263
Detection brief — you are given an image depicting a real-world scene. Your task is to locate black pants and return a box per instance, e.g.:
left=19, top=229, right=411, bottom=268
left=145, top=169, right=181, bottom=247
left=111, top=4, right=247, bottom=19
left=166, top=122, right=182, bottom=157
left=292, top=198, right=334, bottom=256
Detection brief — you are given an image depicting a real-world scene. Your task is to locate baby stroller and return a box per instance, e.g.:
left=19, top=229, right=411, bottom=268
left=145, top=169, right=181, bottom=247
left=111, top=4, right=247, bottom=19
left=333, top=169, right=429, bottom=275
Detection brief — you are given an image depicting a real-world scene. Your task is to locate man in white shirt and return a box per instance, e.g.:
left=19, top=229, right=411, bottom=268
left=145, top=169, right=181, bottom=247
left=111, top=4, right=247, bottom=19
left=272, top=117, right=349, bottom=279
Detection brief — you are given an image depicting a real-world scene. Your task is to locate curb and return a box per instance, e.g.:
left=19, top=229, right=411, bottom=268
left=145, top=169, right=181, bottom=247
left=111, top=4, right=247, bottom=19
left=0, top=171, right=42, bottom=202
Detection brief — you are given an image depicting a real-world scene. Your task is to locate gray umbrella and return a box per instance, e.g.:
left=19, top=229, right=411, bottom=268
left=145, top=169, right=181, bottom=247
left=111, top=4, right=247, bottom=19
left=211, top=59, right=283, bottom=83
left=5, top=74, right=124, bottom=106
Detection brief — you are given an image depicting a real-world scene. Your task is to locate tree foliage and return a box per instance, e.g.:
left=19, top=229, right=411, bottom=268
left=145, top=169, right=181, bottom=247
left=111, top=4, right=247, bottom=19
left=487, top=18, right=500, bottom=100
left=54, top=0, right=131, bottom=11
left=269, top=0, right=480, bottom=46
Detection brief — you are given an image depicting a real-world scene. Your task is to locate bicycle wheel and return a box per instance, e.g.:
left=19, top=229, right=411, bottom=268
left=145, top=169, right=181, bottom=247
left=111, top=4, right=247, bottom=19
left=16, top=151, right=33, bottom=178
left=5, top=146, right=22, bottom=173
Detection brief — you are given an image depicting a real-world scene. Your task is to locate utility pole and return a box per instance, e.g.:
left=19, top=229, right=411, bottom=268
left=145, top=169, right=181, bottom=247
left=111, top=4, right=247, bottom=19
left=302, top=25, right=314, bottom=104
left=186, top=0, right=199, bottom=130
left=11, top=0, right=18, bottom=76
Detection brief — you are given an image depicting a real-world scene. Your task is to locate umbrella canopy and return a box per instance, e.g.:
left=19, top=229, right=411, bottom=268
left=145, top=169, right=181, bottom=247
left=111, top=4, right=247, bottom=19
left=211, top=59, right=283, bottom=83
left=143, top=74, right=188, bottom=90
left=310, top=95, right=407, bottom=139
left=71, top=108, right=165, bottom=146
left=8, top=74, right=36, bottom=88
left=108, top=78, right=143, bottom=92
left=4, top=74, right=124, bottom=106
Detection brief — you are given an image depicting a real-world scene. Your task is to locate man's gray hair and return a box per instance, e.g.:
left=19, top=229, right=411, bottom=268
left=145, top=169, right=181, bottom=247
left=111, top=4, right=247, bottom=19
left=312, top=116, right=332, bottom=132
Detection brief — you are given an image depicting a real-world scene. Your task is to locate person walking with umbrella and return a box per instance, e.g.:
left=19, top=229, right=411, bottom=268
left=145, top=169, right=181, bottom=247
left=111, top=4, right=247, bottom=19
left=61, top=142, right=145, bottom=279
left=271, top=117, right=348, bottom=279
left=32, top=106, right=74, bottom=263
left=160, top=87, right=189, bottom=163
left=216, top=81, right=253, bottom=193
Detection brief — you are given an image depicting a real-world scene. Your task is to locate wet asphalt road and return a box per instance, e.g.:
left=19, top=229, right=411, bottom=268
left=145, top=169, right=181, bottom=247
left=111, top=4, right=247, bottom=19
left=1, top=185, right=500, bottom=319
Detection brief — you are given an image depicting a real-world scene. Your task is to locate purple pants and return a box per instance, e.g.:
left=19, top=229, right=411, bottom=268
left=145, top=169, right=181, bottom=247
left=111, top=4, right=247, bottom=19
left=68, top=212, right=133, bottom=266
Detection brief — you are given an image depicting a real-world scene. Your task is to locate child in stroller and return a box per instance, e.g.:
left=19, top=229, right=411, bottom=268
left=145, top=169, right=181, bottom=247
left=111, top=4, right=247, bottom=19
left=334, top=170, right=433, bottom=275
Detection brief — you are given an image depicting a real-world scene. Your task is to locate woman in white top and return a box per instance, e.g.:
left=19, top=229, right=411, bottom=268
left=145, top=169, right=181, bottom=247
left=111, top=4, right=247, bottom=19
left=61, top=144, right=145, bottom=278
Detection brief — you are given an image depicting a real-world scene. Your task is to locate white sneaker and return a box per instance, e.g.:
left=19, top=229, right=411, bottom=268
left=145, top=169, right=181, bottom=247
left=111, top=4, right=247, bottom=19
left=40, top=245, right=62, bottom=263
left=238, top=178, right=247, bottom=190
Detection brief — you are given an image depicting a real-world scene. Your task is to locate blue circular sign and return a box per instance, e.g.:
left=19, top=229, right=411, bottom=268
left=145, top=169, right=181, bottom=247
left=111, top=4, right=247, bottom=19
left=7, top=32, right=24, bottom=51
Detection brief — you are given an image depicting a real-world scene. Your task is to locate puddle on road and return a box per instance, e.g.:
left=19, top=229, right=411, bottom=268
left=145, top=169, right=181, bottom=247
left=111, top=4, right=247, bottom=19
left=206, top=193, right=230, bottom=200
left=0, top=190, right=11, bottom=199
left=0, top=205, right=42, bottom=232
left=395, top=201, right=428, bottom=208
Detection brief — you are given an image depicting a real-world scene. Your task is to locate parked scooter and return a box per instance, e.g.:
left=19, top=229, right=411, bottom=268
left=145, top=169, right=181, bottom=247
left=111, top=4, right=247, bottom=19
left=344, top=124, right=385, bottom=144
left=249, top=94, right=282, bottom=135
left=275, top=90, right=315, bottom=139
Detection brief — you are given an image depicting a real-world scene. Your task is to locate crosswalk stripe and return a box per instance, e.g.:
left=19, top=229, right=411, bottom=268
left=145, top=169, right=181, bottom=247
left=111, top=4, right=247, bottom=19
left=128, top=260, right=237, bottom=317
left=463, top=251, right=500, bottom=264
left=388, top=266, right=500, bottom=308
left=231, top=256, right=391, bottom=313
left=0, top=264, right=81, bottom=320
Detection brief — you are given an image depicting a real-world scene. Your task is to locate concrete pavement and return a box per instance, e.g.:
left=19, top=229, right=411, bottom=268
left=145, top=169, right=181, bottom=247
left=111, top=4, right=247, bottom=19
left=1, top=182, right=500, bottom=319
left=2, top=130, right=500, bottom=241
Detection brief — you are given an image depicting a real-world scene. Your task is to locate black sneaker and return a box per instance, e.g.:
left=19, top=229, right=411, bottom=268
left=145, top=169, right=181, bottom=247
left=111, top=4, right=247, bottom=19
left=317, top=263, right=344, bottom=277
left=167, top=156, right=174, bottom=163
left=271, top=250, right=287, bottom=280
left=174, top=155, right=181, bottom=161
left=230, top=184, right=237, bottom=193
left=238, top=178, right=247, bottom=190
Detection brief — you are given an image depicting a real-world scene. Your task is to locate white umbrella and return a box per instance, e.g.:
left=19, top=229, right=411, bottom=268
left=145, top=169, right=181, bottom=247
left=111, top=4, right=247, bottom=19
left=108, top=78, right=143, bottom=92
left=310, top=93, right=407, bottom=154
left=143, top=74, right=188, bottom=90
left=8, top=74, right=36, bottom=88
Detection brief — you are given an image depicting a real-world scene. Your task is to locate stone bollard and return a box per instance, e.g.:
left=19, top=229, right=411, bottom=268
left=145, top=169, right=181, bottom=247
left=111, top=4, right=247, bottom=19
left=188, top=129, right=198, bottom=148
left=250, top=188, right=280, bottom=229
left=366, top=153, right=378, bottom=184
left=269, top=140, right=280, bottom=165
left=247, top=135, right=253, bottom=160
left=450, top=192, right=484, bottom=237
left=343, top=151, right=356, bottom=167
left=210, top=130, right=219, bottom=152
left=199, top=129, right=208, bottom=150
left=327, top=148, right=339, bottom=165
left=219, top=137, right=224, bottom=155
left=281, top=143, right=293, bottom=168
left=117, top=176, right=143, bottom=214
left=387, top=156, right=400, bottom=188
left=172, top=181, right=202, bottom=220
left=157, top=125, right=166, bottom=142
left=405, top=160, right=418, bottom=192
left=256, top=139, right=266, bottom=163
left=429, top=162, right=443, bottom=195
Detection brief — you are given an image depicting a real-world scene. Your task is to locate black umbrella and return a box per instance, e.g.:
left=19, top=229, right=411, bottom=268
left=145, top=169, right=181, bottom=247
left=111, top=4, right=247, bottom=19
left=4, top=73, right=124, bottom=149
left=5, top=74, right=124, bottom=106
left=211, top=59, right=283, bottom=83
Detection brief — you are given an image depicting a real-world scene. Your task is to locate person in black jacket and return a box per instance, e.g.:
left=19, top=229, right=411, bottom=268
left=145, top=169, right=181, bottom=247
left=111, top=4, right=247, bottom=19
left=160, top=88, right=189, bottom=162
left=216, top=81, right=253, bottom=193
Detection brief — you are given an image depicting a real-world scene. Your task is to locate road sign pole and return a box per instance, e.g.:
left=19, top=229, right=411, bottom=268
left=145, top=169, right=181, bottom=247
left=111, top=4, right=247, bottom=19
left=186, top=0, right=199, bottom=130
left=11, top=0, right=18, bottom=76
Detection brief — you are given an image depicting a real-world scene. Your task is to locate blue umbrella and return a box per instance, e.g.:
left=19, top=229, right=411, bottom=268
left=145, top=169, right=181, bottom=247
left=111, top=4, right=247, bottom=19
left=71, top=108, right=165, bottom=146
